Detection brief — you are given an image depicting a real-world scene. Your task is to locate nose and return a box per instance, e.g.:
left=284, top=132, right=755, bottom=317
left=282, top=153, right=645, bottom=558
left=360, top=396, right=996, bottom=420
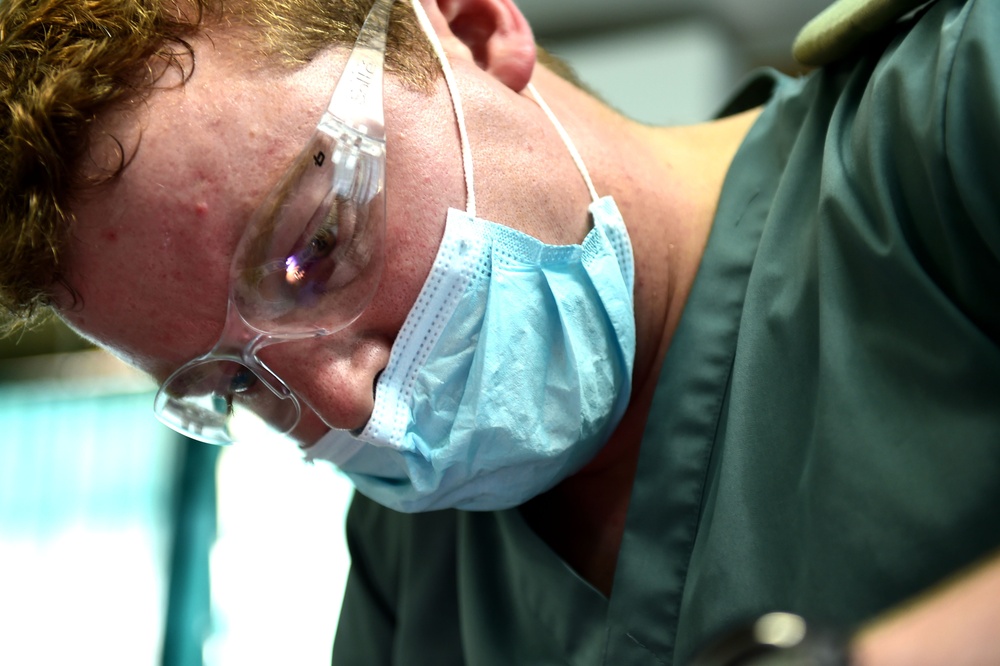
left=256, top=332, right=389, bottom=435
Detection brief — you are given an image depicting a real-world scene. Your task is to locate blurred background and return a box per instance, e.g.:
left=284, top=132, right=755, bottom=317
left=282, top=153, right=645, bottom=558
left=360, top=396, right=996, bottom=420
left=0, top=1, right=833, bottom=664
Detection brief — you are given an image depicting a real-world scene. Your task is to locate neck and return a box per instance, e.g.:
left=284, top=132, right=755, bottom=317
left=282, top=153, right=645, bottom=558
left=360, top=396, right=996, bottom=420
left=521, top=65, right=761, bottom=595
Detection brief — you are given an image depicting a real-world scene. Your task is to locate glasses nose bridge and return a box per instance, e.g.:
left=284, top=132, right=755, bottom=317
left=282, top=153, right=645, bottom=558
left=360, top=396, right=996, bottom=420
left=245, top=333, right=305, bottom=398
left=206, top=301, right=293, bottom=396
left=207, top=300, right=265, bottom=356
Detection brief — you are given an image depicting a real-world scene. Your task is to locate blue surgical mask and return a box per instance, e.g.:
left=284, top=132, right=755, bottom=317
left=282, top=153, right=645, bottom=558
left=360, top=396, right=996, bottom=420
left=306, top=195, right=635, bottom=512
left=303, top=0, right=635, bottom=512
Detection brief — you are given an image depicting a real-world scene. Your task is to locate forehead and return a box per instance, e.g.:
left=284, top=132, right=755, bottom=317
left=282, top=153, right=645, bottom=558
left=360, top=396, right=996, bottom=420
left=61, top=33, right=345, bottom=376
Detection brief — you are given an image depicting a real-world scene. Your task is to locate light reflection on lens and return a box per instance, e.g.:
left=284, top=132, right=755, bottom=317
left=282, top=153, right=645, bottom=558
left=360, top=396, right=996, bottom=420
left=286, top=257, right=305, bottom=284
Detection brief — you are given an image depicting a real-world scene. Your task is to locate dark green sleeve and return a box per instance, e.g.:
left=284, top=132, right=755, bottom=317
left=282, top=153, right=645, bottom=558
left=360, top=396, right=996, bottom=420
left=866, top=0, right=1000, bottom=341
left=940, top=0, right=1000, bottom=338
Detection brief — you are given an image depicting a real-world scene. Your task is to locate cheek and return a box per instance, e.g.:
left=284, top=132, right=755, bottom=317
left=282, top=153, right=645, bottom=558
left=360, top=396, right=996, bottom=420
left=367, top=140, right=460, bottom=335
left=369, top=200, right=447, bottom=335
left=62, top=176, right=245, bottom=371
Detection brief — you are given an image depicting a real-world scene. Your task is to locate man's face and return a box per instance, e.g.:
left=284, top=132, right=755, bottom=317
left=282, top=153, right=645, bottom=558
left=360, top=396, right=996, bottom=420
left=60, top=30, right=469, bottom=443
left=60, top=19, right=596, bottom=445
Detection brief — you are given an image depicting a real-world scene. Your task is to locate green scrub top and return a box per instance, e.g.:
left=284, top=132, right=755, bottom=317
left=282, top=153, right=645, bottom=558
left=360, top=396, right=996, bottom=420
left=332, top=1, right=1000, bottom=663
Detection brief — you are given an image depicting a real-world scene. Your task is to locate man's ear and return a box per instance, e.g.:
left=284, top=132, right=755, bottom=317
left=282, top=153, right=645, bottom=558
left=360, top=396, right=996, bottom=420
left=416, top=0, right=536, bottom=92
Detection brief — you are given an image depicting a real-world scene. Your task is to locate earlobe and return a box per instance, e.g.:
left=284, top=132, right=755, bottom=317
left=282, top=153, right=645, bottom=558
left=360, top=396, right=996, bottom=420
left=417, top=0, right=536, bottom=92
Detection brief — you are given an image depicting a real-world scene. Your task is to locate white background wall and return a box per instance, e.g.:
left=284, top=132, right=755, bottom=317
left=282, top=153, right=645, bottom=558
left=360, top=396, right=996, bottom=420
left=524, top=0, right=834, bottom=124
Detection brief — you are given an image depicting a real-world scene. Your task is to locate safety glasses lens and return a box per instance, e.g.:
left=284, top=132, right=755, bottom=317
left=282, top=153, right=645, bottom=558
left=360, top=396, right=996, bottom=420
left=230, top=127, right=386, bottom=337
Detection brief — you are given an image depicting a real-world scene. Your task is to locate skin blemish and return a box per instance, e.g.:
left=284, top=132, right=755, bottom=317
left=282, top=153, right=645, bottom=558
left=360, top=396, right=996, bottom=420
left=101, top=229, right=119, bottom=242
left=195, top=202, right=210, bottom=217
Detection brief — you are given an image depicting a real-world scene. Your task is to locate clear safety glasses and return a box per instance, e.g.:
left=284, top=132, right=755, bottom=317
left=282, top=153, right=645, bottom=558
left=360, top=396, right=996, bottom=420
left=153, top=0, right=395, bottom=445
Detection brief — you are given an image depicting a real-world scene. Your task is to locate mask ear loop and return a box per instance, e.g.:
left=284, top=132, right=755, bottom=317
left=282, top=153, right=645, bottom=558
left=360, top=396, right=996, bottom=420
left=410, top=0, right=477, bottom=218
left=410, top=0, right=599, bottom=210
left=526, top=82, right=600, bottom=203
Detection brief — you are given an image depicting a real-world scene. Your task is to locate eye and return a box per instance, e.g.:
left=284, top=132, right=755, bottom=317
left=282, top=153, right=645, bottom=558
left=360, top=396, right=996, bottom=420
left=308, top=224, right=337, bottom=257
left=286, top=219, right=340, bottom=285
left=228, top=367, right=258, bottom=394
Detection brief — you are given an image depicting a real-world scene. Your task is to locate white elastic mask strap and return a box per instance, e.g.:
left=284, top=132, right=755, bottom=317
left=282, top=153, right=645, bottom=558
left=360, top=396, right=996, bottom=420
left=410, top=0, right=477, bottom=217
left=526, top=82, right=600, bottom=203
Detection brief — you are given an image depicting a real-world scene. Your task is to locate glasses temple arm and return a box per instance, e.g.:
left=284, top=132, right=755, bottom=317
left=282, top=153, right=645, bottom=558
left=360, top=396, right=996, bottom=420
left=324, top=0, right=397, bottom=141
